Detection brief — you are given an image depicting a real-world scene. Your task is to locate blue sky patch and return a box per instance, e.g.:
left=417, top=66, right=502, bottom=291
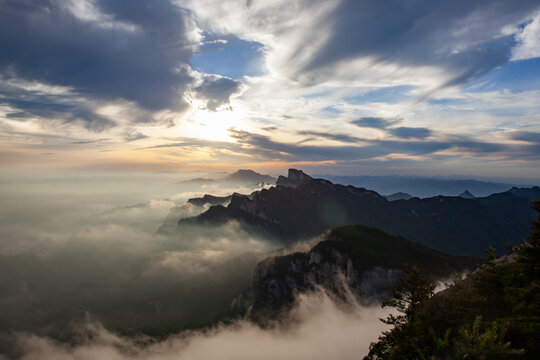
left=464, top=57, right=540, bottom=93
left=191, top=36, right=265, bottom=79
left=344, top=85, right=415, bottom=104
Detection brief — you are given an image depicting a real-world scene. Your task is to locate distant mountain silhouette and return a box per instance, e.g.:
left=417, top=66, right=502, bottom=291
left=178, top=170, right=276, bottom=186
left=316, top=174, right=526, bottom=198
left=178, top=169, right=539, bottom=256
left=458, top=190, right=475, bottom=198
left=385, top=192, right=413, bottom=201
left=224, top=169, right=276, bottom=184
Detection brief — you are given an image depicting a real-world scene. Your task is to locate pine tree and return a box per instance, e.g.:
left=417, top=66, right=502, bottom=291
left=365, top=265, right=435, bottom=360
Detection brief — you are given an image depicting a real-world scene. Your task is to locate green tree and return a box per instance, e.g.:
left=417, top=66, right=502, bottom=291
left=454, top=316, right=523, bottom=360
left=381, top=265, right=435, bottom=326
left=365, top=265, right=435, bottom=360
left=365, top=199, right=540, bottom=360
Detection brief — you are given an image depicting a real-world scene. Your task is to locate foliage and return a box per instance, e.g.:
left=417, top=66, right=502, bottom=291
left=381, top=265, right=435, bottom=326
left=454, top=316, right=523, bottom=360
left=364, top=199, right=540, bottom=360
left=365, top=266, right=436, bottom=360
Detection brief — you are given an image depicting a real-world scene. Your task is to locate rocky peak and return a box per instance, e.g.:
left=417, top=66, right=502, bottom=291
left=276, top=168, right=313, bottom=188
left=458, top=190, right=475, bottom=199
left=228, top=193, right=253, bottom=210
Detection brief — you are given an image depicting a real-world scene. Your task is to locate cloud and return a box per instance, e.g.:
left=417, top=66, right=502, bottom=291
left=1, top=0, right=539, bottom=177
left=297, top=0, right=539, bottom=87
left=351, top=117, right=398, bottom=129
left=0, top=85, right=115, bottom=131
left=451, top=139, right=509, bottom=154
left=511, top=11, right=540, bottom=61
left=389, top=127, right=432, bottom=139
left=6, top=288, right=392, bottom=360
left=133, top=127, right=540, bottom=168
left=510, top=131, right=540, bottom=143
left=193, top=74, right=243, bottom=111
left=0, top=0, right=197, bottom=115
left=123, top=129, right=148, bottom=142
left=228, top=129, right=449, bottom=161
left=72, top=139, right=109, bottom=144
left=229, top=129, right=540, bottom=162
left=0, top=173, right=279, bottom=341
left=186, top=0, right=540, bottom=90
left=296, top=131, right=363, bottom=143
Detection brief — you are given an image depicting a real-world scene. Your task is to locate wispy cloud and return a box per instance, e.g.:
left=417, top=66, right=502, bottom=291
left=296, top=131, right=364, bottom=144
left=510, top=131, right=540, bottom=143
left=351, top=117, right=399, bottom=129
left=389, top=127, right=432, bottom=139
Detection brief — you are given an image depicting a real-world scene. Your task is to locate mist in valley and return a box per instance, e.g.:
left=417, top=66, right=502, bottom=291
left=0, top=171, right=396, bottom=359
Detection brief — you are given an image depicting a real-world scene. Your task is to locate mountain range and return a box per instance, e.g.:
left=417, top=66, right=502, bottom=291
left=177, top=169, right=539, bottom=256
left=317, top=174, right=530, bottom=198
left=178, top=169, right=276, bottom=187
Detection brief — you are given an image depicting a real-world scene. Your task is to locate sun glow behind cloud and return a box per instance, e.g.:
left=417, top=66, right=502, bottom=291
left=182, top=101, right=246, bottom=143
left=0, top=0, right=539, bottom=179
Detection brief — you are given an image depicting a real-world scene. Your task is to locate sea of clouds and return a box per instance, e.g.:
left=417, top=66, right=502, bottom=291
left=0, top=171, right=393, bottom=359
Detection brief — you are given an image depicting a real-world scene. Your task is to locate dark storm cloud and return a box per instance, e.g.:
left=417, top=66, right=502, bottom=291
left=351, top=117, right=398, bottom=129
left=0, top=0, right=194, bottom=113
left=510, top=131, right=540, bottom=143
left=1, top=94, right=115, bottom=131
left=389, top=127, right=432, bottom=139
left=194, top=75, right=243, bottom=111
left=294, top=0, right=539, bottom=86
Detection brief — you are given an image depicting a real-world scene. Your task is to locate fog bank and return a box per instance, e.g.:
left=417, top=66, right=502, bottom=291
left=7, top=289, right=391, bottom=360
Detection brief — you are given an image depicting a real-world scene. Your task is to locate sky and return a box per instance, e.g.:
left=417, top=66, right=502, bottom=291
left=1, top=0, right=540, bottom=180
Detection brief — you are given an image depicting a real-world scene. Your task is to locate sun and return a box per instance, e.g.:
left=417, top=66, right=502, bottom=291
left=183, top=101, right=247, bottom=142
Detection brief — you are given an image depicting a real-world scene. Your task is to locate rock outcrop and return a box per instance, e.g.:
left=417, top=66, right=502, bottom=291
left=276, top=169, right=313, bottom=187
left=187, top=194, right=232, bottom=206
left=231, top=225, right=478, bottom=319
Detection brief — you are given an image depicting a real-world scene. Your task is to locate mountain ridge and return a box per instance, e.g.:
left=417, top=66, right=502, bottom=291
left=231, top=224, right=479, bottom=320
left=177, top=169, right=539, bottom=256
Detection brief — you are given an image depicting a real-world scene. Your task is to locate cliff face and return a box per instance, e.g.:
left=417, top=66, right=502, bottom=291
left=276, top=169, right=313, bottom=187
left=232, top=225, right=478, bottom=319
left=245, top=249, right=402, bottom=314
left=179, top=169, right=538, bottom=256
